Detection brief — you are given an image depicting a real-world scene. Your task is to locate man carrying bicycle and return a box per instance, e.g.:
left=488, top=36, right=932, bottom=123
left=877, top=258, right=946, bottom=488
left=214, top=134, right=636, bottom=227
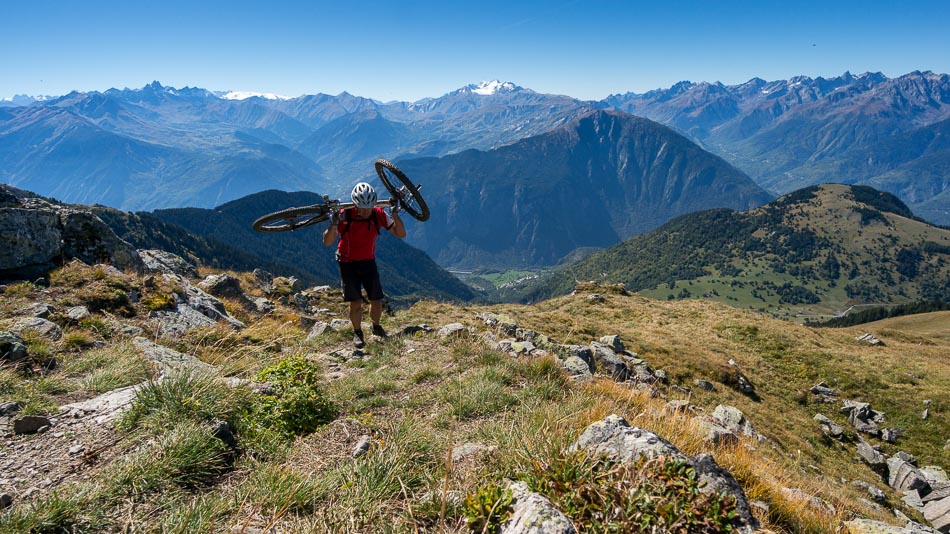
left=323, top=182, right=406, bottom=348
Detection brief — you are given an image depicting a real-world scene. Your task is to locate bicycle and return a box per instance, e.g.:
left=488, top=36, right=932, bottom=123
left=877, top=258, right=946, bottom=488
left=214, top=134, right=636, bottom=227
left=252, top=158, right=430, bottom=232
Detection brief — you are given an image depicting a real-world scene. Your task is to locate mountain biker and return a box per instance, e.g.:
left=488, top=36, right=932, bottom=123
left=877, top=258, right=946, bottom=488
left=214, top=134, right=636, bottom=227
left=323, top=182, right=406, bottom=348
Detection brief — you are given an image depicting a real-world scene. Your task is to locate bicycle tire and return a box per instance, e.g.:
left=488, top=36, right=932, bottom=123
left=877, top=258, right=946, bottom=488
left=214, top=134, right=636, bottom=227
left=252, top=205, right=329, bottom=233
left=375, top=158, right=430, bottom=222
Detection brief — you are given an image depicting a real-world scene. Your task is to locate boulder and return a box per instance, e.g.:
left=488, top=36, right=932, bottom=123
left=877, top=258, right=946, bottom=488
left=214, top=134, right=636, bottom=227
left=712, top=405, right=759, bottom=439
left=65, top=306, right=91, bottom=322
left=570, top=415, right=758, bottom=531
left=139, top=249, right=199, bottom=278
left=598, top=335, right=624, bottom=352
left=0, top=401, right=21, bottom=416
left=589, top=342, right=629, bottom=381
left=133, top=337, right=216, bottom=377
left=198, top=274, right=245, bottom=299
left=9, top=317, right=62, bottom=341
left=0, top=330, right=28, bottom=361
left=252, top=297, right=275, bottom=314
left=923, top=496, right=950, bottom=533
left=694, top=379, right=717, bottom=392
left=502, top=480, right=576, bottom=534
left=814, top=413, right=845, bottom=438
left=888, top=456, right=930, bottom=492
left=438, top=323, right=469, bottom=339
left=19, top=302, right=53, bottom=318
left=554, top=345, right=594, bottom=372
left=857, top=438, right=887, bottom=471
left=560, top=356, right=593, bottom=381
left=451, top=442, right=498, bottom=464
left=306, top=322, right=331, bottom=340
left=856, top=333, right=885, bottom=346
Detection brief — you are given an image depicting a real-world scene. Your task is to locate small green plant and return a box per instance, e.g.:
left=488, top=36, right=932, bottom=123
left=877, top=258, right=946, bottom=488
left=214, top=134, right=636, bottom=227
left=463, top=483, right=514, bottom=534
left=2, top=281, right=36, bottom=298
left=142, top=292, right=176, bottom=311
left=249, top=357, right=337, bottom=438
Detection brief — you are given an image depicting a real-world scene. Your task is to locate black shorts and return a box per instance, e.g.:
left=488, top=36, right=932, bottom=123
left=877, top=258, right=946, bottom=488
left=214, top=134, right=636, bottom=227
left=338, top=259, right=385, bottom=302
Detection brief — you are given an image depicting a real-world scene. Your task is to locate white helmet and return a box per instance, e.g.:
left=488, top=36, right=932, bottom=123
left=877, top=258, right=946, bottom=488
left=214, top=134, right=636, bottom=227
left=351, top=182, right=377, bottom=209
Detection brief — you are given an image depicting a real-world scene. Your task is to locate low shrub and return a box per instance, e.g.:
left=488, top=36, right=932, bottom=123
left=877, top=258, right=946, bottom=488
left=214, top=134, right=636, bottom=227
left=249, top=357, right=337, bottom=438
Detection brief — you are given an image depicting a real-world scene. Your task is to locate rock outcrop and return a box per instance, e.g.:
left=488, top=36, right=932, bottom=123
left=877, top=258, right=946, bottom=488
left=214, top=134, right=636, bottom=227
left=0, top=185, right=143, bottom=280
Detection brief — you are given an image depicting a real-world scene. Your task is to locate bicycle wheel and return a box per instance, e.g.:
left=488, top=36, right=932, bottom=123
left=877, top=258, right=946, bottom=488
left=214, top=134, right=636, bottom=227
left=252, top=205, right=328, bottom=232
left=375, top=158, right=430, bottom=222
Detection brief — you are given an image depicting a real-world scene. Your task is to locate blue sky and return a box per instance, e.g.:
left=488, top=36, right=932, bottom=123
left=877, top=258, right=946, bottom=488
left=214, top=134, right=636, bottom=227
left=3, top=0, right=948, bottom=102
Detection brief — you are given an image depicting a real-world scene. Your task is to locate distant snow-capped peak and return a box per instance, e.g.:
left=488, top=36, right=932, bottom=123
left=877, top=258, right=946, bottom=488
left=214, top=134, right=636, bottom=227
left=219, top=91, right=291, bottom=101
left=467, top=80, right=519, bottom=95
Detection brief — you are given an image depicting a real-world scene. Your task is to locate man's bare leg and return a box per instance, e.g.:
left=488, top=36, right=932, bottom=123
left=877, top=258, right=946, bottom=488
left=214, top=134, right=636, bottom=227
left=370, top=299, right=387, bottom=337
left=349, top=300, right=363, bottom=331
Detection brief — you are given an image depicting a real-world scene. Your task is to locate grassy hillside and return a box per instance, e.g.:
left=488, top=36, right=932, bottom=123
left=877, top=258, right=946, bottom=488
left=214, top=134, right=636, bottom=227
left=1, top=262, right=948, bottom=532
left=516, top=184, right=950, bottom=321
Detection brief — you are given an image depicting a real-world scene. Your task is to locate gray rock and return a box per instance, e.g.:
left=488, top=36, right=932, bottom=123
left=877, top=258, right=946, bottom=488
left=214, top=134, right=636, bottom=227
left=65, top=306, right=90, bottom=322
left=61, top=384, right=140, bottom=423
left=329, top=319, right=351, bottom=331
left=694, top=379, right=717, bottom=391
left=561, top=356, right=593, bottom=380
left=139, top=249, right=198, bottom=277
left=589, top=342, right=628, bottom=381
left=692, top=454, right=760, bottom=529
left=856, top=332, right=885, bottom=346
left=10, top=317, right=62, bottom=341
left=664, top=400, right=691, bottom=414
left=843, top=519, right=922, bottom=533
left=0, top=401, right=21, bottom=416
left=0, top=330, right=28, bottom=361
left=272, top=276, right=301, bottom=294
left=198, top=274, right=245, bottom=299
left=857, top=438, right=887, bottom=471
left=0, top=197, right=142, bottom=280
left=252, top=297, right=275, bottom=314
left=437, top=323, right=469, bottom=339
left=921, top=467, right=950, bottom=486
left=149, top=275, right=244, bottom=337
left=133, top=337, right=216, bottom=377
left=712, top=405, right=759, bottom=439
left=695, top=418, right=739, bottom=447
left=814, top=413, right=845, bottom=438
left=477, top=312, right=519, bottom=336
left=854, top=480, right=887, bottom=503
left=888, top=456, right=930, bottom=492
left=353, top=435, right=372, bottom=458
left=0, top=493, right=11, bottom=509
left=555, top=345, right=594, bottom=371
left=810, top=382, right=837, bottom=396
left=306, top=322, right=331, bottom=341
left=882, top=428, right=903, bottom=443
left=13, top=415, right=51, bottom=434
left=20, top=302, right=54, bottom=318
left=569, top=414, right=682, bottom=464
left=923, top=496, right=950, bottom=533
left=925, top=484, right=950, bottom=503
left=586, top=294, right=606, bottom=303
left=252, top=269, right=274, bottom=291
left=451, top=442, right=498, bottom=464
left=502, top=480, right=576, bottom=534
left=598, top=335, right=625, bottom=352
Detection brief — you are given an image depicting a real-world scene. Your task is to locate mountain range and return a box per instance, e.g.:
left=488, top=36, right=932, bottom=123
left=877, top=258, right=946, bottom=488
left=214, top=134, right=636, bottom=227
left=512, top=183, right=950, bottom=318
left=397, top=110, right=772, bottom=268
left=3, top=72, right=950, bottom=226
left=605, top=71, right=950, bottom=223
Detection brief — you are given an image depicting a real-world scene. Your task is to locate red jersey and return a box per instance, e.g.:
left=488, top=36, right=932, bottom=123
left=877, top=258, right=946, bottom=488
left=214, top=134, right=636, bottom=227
left=335, top=207, right=393, bottom=262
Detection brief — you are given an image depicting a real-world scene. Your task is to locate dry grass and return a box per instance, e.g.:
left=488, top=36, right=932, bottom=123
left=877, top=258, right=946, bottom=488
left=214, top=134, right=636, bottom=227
left=4, top=267, right=947, bottom=533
